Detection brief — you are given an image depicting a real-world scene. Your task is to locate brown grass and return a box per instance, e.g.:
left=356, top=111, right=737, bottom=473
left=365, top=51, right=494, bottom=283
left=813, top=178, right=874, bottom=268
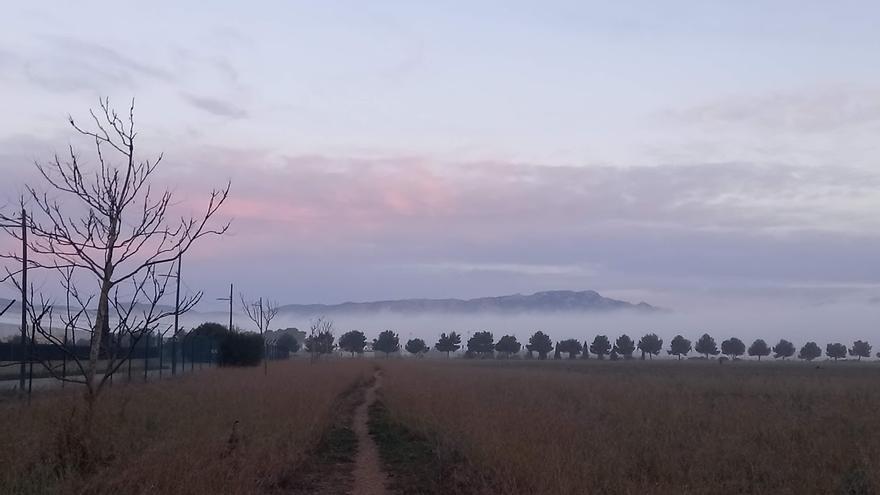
left=0, top=359, right=371, bottom=494
left=378, top=359, right=880, bottom=494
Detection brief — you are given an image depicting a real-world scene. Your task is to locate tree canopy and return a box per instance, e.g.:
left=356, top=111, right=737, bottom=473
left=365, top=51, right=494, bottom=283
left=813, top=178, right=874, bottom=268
left=772, top=339, right=795, bottom=360
left=494, top=335, right=521, bottom=356
left=339, top=330, right=367, bottom=356
left=405, top=338, right=428, bottom=356
left=614, top=334, right=636, bottom=359
left=668, top=335, right=691, bottom=360
left=466, top=331, right=495, bottom=357
left=798, top=342, right=821, bottom=361
left=305, top=330, right=335, bottom=355
left=694, top=333, right=720, bottom=359
left=275, top=333, right=300, bottom=356
left=637, top=333, right=663, bottom=359
left=748, top=339, right=771, bottom=361
left=527, top=331, right=553, bottom=359
left=435, top=332, right=462, bottom=356
left=826, top=342, right=847, bottom=361
left=721, top=337, right=745, bottom=359
left=190, top=322, right=229, bottom=340
left=557, top=339, right=583, bottom=359
left=849, top=340, right=871, bottom=361
left=373, top=330, right=400, bottom=356
left=589, top=335, right=611, bottom=359
left=218, top=331, right=264, bottom=366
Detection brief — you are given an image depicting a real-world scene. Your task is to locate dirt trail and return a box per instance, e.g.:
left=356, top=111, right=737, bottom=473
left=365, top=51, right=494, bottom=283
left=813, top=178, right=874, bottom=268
left=350, top=370, right=388, bottom=495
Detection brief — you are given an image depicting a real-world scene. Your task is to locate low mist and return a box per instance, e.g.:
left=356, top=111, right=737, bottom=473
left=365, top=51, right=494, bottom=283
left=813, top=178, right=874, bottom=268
left=226, top=298, right=877, bottom=346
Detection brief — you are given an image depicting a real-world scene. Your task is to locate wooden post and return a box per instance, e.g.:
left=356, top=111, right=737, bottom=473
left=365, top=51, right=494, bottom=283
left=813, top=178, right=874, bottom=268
left=143, top=332, right=149, bottom=382
left=158, top=334, right=164, bottom=379
left=62, top=325, right=68, bottom=387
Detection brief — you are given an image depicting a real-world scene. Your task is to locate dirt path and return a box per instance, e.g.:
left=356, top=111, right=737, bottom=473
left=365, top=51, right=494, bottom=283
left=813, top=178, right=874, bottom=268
left=350, top=370, right=388, bottom=495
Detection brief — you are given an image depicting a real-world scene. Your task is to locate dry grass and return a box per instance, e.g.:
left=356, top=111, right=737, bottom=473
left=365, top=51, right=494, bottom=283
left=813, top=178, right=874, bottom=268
left=378, top=359, right=880, bottom=494
left=0, top=359, right=372, bottom=494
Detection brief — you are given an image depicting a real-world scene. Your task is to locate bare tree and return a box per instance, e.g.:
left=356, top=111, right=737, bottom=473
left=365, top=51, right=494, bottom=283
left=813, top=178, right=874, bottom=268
left=0, top=98, right=229, bottom=411
left=306, top=316, right=334, bottom=363
left=0, top=299, right=13, bottom=317
left=240, top=295, right=279, bottom=375
left=10, top=265, right=201, bottom=393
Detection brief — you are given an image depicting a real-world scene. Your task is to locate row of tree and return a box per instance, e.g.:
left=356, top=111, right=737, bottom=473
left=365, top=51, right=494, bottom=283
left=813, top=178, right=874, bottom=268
left=300, top=328, right=875, bottom=362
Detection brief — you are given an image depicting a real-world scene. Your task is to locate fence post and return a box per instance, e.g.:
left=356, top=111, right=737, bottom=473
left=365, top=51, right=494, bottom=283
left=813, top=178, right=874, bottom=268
left=143, top=332, right=149, bottom=382
left=62, top=325, right=68, bottom=387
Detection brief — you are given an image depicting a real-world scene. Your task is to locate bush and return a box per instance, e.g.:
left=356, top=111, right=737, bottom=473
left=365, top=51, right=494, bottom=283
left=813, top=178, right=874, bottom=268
left=218, top=331, right=264, bottom=366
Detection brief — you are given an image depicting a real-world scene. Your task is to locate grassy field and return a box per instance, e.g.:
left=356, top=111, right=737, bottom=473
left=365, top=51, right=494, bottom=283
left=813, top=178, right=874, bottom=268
left=377, top=359, right=880, bottom=494
left=4, top=358, right=879, bottom=494
left=0, top=359, right=372, bottom=494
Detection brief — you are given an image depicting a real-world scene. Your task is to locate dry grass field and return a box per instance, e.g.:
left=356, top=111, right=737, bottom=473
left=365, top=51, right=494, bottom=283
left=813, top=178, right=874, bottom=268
left=0, top=360, right=372, bottom=494
left=377, top=359, right=880, bottom=494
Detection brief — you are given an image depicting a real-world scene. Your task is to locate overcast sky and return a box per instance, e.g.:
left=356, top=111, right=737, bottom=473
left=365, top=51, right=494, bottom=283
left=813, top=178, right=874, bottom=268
left=2, top=1, right=880, bottom=322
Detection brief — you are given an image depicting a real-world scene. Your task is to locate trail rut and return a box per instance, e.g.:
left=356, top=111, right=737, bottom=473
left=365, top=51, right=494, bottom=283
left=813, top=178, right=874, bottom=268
left=350, top=371, right=388, bottom=495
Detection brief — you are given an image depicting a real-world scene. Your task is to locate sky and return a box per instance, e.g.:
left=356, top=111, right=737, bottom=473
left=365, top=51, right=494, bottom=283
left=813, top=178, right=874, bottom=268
left=1, top=1, right=880, bottom=339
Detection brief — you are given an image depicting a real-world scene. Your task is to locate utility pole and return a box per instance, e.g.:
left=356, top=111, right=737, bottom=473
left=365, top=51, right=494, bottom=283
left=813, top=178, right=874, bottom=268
left=172, top=258, right=181, bottom=376
left=215, top=283, right=233, bottom=368
left=19, top=209, right=27, bottom=394
left=260, top=297, right=267, bottom=375
left=217, top=283, right=233, bottom=331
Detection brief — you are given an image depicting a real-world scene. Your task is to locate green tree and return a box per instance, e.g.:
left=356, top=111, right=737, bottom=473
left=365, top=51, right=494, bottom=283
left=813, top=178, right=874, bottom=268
left=373, top=330, right=400, bottom=356
left=466, top=331, right=495, bottom=357
left=557, top=339, right=583, bottom=359
left=720, top=337, right=745, bottom=360
left=589, top=335, right=611, bottom=359
left=305, top=330, right=335, bottom=355
left=694, top=333, right=720, bottom=359
left=553, top=342, right=562, bottom=360
left=494, top=335, right=521, bottom=357
left=275, top=333, right=299, bottom=357
left=748, top=339, right=771, bottom=361
left=772, top=339, right=795, bottom=360
left=637, top=333, right=663, bottom=359
left=405, top=338, right=428, bottom=357
left=613, top=334, right=636, bottom=359
left=339, top=330, right=367, bottom=356
left=190, top=322, right=229, bottom=340
left=219, top=331, right=264, bottom=366
left=849, top=340, right=871, bottom=361
left=798, top=341, right=821, bottom=361
left=527, top=331, right=553, bottom=359
left=434, top=332, right=461, bottom=357
left=667, top=335, right=691, bottom=360
left=826, top=342, right=847, bottom=361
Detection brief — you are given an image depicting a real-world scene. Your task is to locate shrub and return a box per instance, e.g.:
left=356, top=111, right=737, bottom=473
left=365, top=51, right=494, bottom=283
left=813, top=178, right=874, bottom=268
left=218, top=331, right=264, bottom=366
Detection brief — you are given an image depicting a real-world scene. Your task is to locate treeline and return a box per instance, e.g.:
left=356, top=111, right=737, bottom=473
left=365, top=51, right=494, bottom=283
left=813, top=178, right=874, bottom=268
left=187, top=322, right=300, bottom=366
left=302, top=328, right=876, bottom=362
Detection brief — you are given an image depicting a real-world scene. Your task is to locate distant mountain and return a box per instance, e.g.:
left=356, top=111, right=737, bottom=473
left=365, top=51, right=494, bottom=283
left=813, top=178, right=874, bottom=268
left=277, top=290, right=659, bottom=315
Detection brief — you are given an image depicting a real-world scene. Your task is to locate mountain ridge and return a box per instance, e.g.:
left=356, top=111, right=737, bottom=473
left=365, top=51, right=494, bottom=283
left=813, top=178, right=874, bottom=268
left=277, top=290, right=660, bottom=315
